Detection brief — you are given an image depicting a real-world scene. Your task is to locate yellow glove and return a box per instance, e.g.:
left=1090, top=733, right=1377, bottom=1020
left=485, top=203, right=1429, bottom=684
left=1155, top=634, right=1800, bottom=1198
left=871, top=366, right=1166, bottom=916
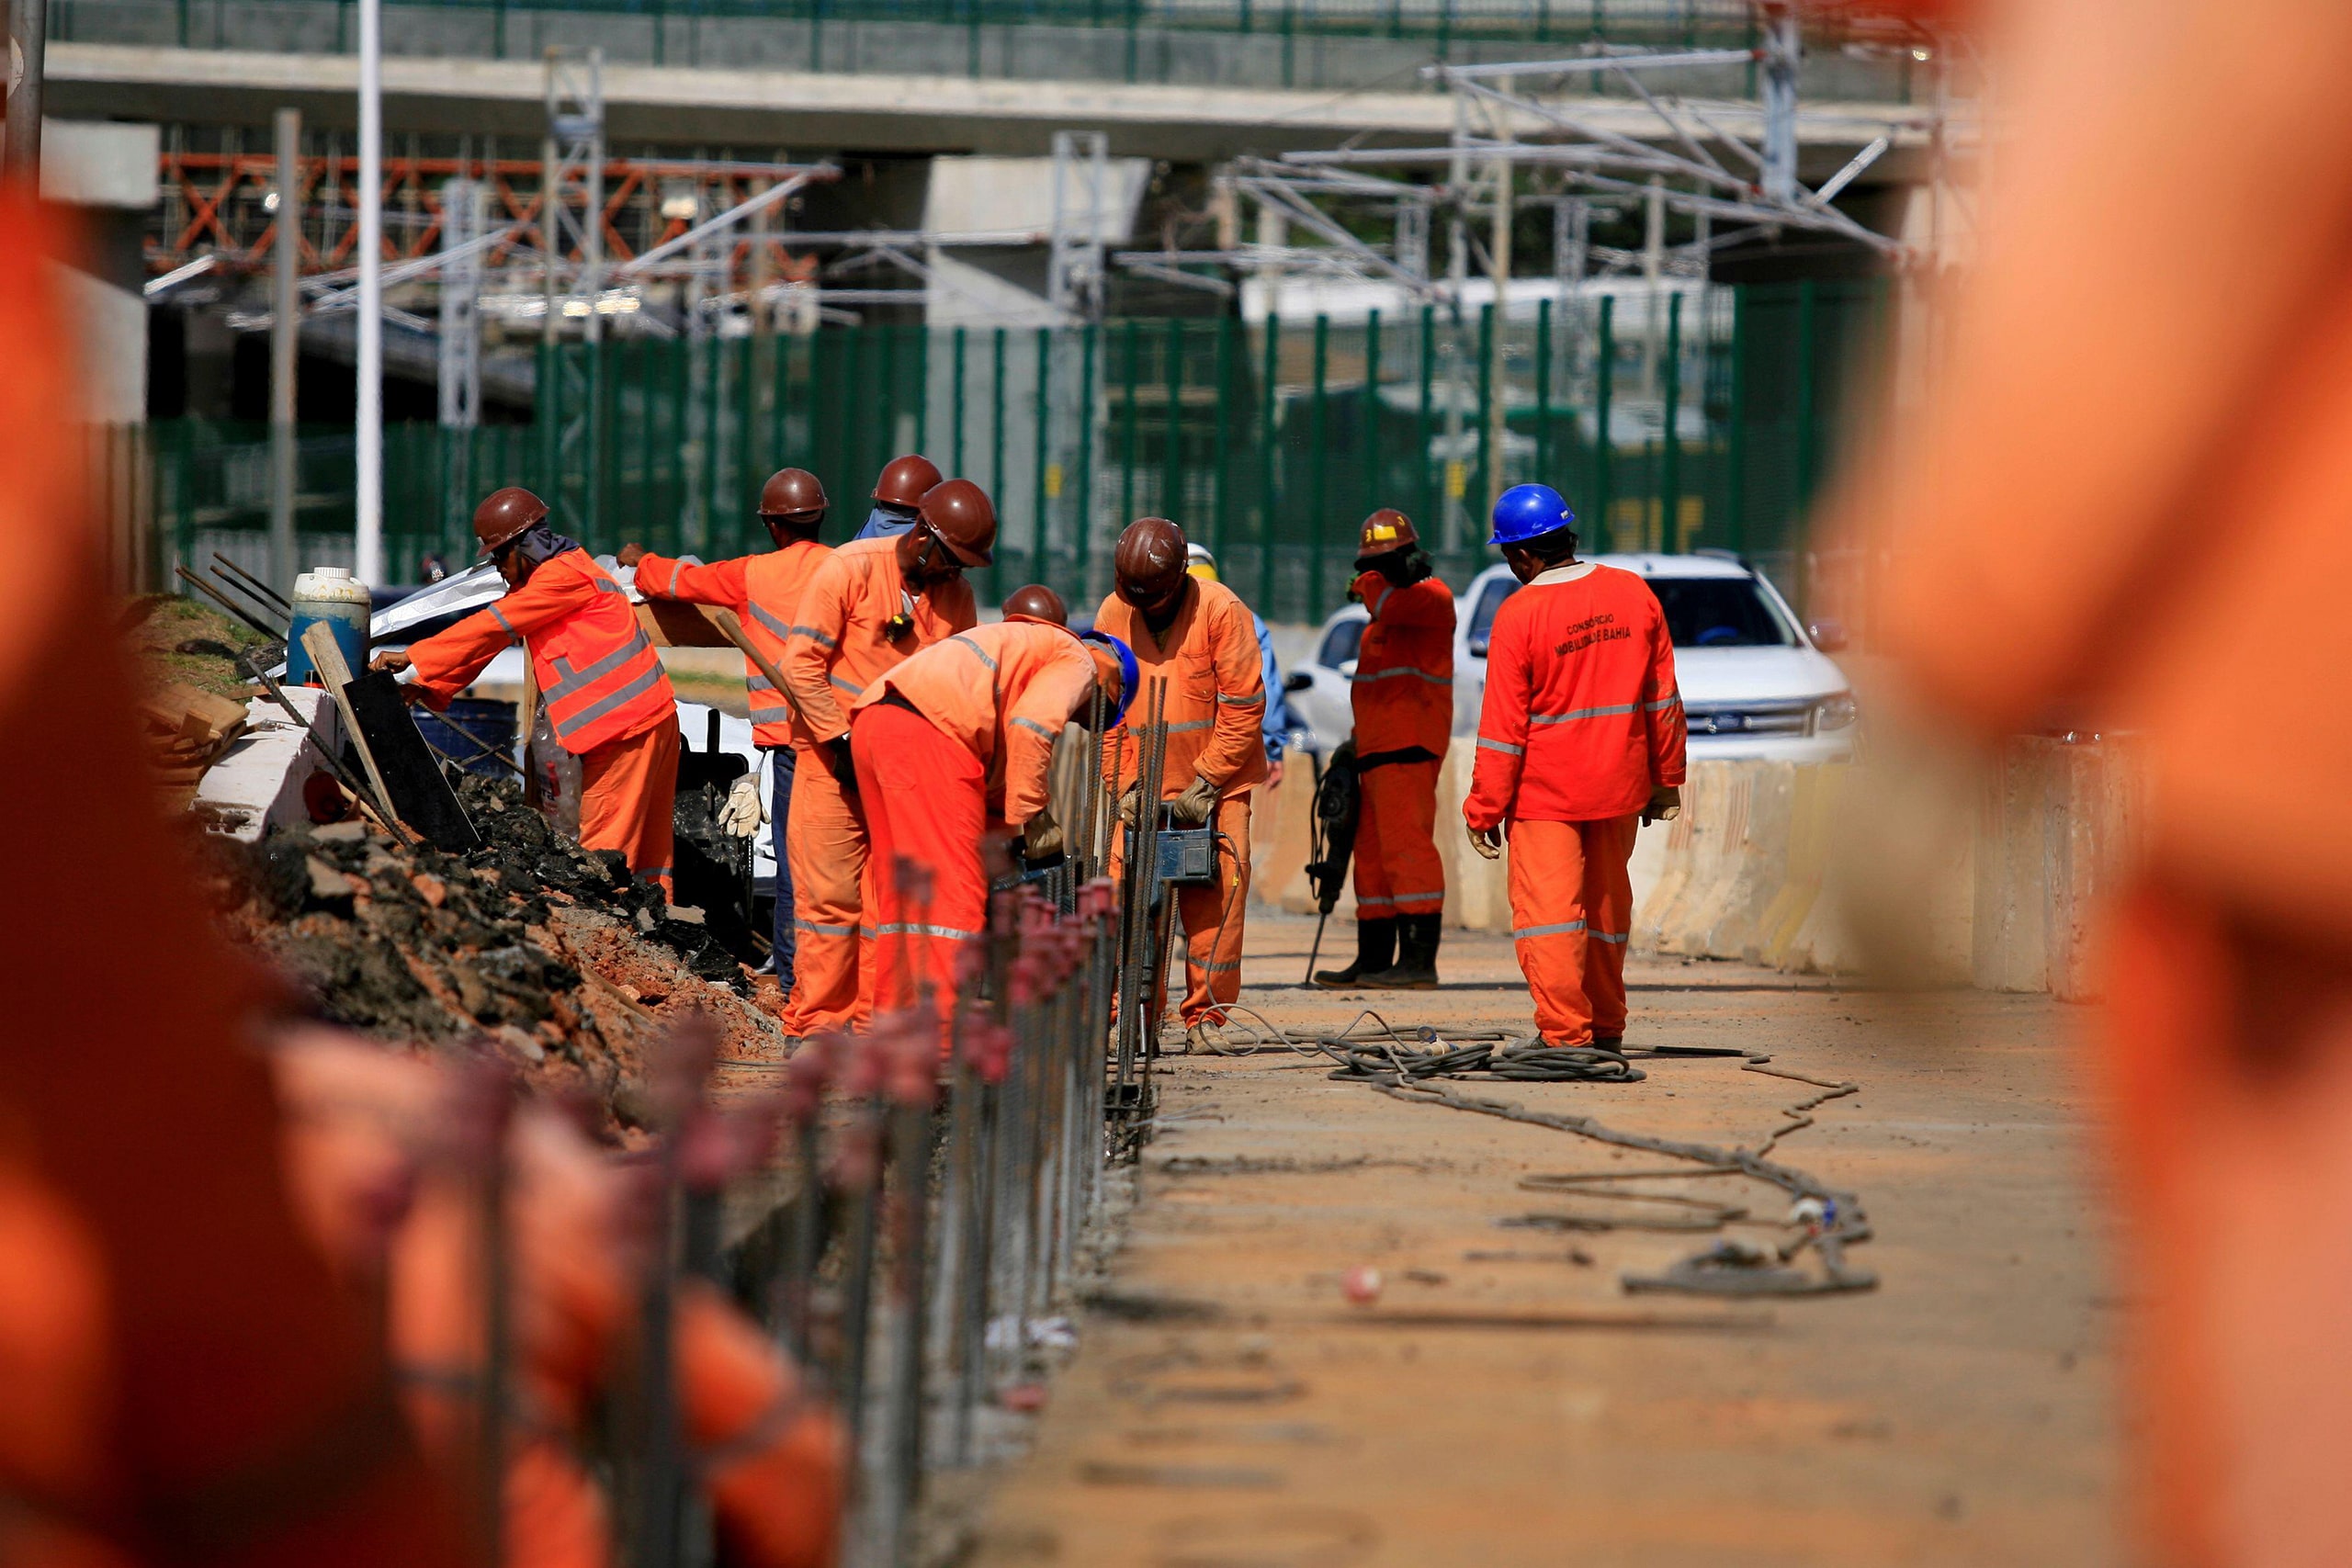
left=717, top=773, right=765, bottom=837
left=1023, top=812, right=1064, bottom=860
left=1166, top=774, right=1218, bottom=827
left=1467, top=823, right=1503, bottom=862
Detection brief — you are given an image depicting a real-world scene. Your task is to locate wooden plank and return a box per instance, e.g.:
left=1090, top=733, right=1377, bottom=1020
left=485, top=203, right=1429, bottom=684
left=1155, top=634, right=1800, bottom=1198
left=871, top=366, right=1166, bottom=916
left=300, top=623, right=402, bottom=830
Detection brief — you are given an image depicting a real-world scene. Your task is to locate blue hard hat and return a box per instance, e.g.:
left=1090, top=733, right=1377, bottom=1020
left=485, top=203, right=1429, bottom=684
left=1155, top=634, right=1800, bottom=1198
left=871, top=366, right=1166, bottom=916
left=1489, top=483, right=1577, bottom=547
left=1077, top=628, right=1140, bottom=727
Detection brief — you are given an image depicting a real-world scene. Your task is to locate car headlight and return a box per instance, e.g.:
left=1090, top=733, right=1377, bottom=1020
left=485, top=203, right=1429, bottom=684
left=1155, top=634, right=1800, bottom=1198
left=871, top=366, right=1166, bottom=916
left=1813, top=692, right=1859, bottom=732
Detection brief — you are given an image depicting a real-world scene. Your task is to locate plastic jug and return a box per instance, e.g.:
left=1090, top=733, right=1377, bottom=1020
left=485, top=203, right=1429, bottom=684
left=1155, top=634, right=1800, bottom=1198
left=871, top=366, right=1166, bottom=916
left=286, top=567, right=373, bottom=685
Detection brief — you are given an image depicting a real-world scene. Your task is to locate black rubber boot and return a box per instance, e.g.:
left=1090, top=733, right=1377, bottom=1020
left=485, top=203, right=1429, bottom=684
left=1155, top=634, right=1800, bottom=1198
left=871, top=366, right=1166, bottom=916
left=1314, top=917, right=1396, bottom=988
left=1366, top=912, right=1441, bottom=989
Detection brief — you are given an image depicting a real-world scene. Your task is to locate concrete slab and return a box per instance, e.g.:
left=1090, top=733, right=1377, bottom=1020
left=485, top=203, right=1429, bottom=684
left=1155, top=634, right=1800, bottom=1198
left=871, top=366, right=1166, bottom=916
left=194, top=684, right=341, bottom=841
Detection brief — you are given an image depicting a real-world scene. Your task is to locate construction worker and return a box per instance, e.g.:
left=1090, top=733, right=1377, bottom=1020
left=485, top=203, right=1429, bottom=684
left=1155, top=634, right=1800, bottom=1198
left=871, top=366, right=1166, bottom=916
left=1001, top=581, right=1069, bottom=626
left=0, top=187, right=467, bottom=1567
left=1464, top=484, right=1684, bottom=1048
left=848, top=600, right=1135, bottom=1021
left=779, top=479, right=994, bottom=1032
left=375, top=489, right=682, bottom=896
left=1094, top=517, right=1268, bottom=1050
left=851, top=454, right=942, bottom=542
left=617, top=468, right=831, bottom=993
left=1315, top=508, right=1455, bottom=988
left=1184, top=541, right=1296, bottom=787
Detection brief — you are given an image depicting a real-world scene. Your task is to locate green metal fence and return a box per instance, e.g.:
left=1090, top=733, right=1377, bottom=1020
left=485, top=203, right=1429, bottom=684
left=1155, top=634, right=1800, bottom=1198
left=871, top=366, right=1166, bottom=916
left=153, top=278, right=1889, bottom=625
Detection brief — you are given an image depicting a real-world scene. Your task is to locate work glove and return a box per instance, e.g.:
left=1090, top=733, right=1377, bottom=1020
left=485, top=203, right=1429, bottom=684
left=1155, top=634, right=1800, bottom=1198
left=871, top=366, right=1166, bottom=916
left=1641, top=784, right=1683, bottom=825
left=1467, top=823, right=1504, bottom=862
left=1023, top=811, right=1064, bottom=862
left=1117, top=783, right=1143, bottom=830
left=825, top=735, right=859, bottom=793
left=718, top=773, right=765, bottom=838
left=1166, top=774, right=1219, bottom=828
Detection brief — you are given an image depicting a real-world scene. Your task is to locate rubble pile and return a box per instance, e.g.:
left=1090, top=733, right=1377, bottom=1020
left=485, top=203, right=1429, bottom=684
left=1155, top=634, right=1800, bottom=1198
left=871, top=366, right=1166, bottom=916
left=209, top=774, right=786, bottom=1127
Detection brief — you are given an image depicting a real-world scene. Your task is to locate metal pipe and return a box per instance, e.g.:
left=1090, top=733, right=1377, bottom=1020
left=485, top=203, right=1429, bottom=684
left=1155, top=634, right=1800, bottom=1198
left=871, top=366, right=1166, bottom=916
left=269, top=107, right=301, bottom=594
left=355, top=0, right=383, bottom=584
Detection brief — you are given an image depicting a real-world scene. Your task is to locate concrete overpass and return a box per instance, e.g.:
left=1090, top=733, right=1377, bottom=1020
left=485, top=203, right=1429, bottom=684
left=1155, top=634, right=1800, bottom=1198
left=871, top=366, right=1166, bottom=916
left=51, top=40, right=1938, bottom=173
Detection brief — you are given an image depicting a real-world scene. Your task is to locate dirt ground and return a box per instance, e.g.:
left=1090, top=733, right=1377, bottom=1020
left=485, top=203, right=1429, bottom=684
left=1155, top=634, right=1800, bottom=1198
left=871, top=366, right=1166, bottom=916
left=967, top=910, right=2121, bottom=1568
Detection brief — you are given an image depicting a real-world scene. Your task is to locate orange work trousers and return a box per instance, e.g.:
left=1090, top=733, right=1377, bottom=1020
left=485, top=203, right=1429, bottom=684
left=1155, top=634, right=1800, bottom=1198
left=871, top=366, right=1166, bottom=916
left=2095, top=881, right=2352, bottom=1567
left=579, top=716, right=679, bottom=898
left=1353, top=758, right=1444, bottom=919
left=850, top=701, right=988, bottom=1026
left=1505, top=815, right=1639, bottom=1044
left=781, top=742, right=874, bottom=1035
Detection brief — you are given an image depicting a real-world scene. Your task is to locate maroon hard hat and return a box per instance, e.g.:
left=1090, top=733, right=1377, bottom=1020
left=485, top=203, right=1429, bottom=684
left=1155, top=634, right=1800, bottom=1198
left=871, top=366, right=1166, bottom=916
left=473, top=486, right=548, bottom=556
left=759, top=467, right=827, bottom=523
left=1001, top=583, right=1068, bottom=626
left=1113, top=516, right=1188, bottom=595
left=917, top=479, right=997, bottom=567
left=873, top=454, right=943, bottom=509
left=1358, top=507, right=1419, bottom=553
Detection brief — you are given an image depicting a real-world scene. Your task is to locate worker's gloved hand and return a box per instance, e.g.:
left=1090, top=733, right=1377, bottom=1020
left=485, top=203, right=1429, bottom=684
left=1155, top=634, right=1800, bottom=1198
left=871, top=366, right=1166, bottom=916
left=1641, top=784, right=1683, bottom=825
left=718, top=773, right=765, bottom=838
left=1166, top=774, right=1218, bottom=827
left=1467, top=823, right=1504, bottom=861
left=826, top=735, right=859, bottom=792
left=1023, top=812, right=1064, bottom=862
left=1117, top=784, right=1143, bottom=829
left=369, top=649, right=413, bottom=675
left=616, top=542, right=649, bottom=568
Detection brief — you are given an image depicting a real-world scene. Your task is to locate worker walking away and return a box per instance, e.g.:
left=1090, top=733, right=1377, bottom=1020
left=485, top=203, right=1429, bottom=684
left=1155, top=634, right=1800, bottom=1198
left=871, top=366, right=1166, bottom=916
left=849, top=600, right=1135, bottom=1021
left=780, top=479, right=993, bottom=1032
left=1315, top=508, right=1455, bottom=988
left=851, top=454, right=942, bottom=542
left=377, top=488, right=681, bottom=896
left=1095, top=518, right=1268, bottom=1051
left=1464, top=485, right=1684, bottom=1047
left=617, top=468, right=831, bottom=995
left=1185, top=542, right=1296, bottom=788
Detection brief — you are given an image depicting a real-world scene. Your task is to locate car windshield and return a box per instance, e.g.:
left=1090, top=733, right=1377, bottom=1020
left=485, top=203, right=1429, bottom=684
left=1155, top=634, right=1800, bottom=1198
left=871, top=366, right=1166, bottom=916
left=1652, top=579, right=1793, bottom=648
left=1317, top=618, right=1364, bottom=668
left=1466, top=571, right=1795, bottom=650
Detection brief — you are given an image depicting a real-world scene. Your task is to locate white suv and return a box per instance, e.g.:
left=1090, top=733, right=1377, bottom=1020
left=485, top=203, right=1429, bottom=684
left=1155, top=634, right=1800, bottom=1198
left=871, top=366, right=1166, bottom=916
left=1286, top=552, right=1858, bottom=762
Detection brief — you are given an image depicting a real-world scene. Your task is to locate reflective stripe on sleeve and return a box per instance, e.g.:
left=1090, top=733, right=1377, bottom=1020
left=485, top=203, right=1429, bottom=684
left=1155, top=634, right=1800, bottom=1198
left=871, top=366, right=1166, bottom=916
left=1476, top=737, right=1524, bottom=757
left=1216, top=691, right=1264, bottom=705
left=788, top=625, right=840, bottom=649
left=1164, top=717, right=1213, bottom=734
left=868, top=920, right=983, bottom=942
left=1347, top=667, right=1451, bottom=686
left=1011, top=716, right=1057, bottom=740
left=949, top=634, right=998, bottom=671
left=1645, top=694, right=1682, bottom=711
left=830, top=673, right=865, bottom=696
left=490, top=603, right=517, bottom=635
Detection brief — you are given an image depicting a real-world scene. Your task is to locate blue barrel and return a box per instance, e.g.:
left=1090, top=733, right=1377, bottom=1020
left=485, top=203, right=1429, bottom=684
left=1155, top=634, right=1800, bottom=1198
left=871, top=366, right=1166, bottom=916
left=415, top=697, right=520, bottom=777
left=285, top=567, right=373, bottom=685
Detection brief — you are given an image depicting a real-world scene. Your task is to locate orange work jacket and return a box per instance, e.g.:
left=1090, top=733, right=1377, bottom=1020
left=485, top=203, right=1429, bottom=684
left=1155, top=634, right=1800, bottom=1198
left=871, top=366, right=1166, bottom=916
left=635, top=542, right=829, bottom=749
left=1093, top=578, right=1269, bottom=799
left=856, top=619, right=1099, bottom=824
left=1350, top=569, right=1455, bottom=757
left=1465, top=563, right=1685, bottom=828
left=409, top=550, right=675, bottom=756
left=780, top=537, right=977, bottom=746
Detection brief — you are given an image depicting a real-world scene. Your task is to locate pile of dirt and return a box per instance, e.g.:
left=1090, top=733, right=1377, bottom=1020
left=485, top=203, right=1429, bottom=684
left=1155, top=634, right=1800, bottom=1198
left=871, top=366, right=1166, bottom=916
left=207, top=774, right=786, bottom=1130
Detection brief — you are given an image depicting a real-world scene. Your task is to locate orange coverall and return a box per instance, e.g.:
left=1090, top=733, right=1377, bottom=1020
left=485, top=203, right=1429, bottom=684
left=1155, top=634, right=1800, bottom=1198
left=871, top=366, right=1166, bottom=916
left=408, top=549, right=681, bottom=894
left=779, top=538, right=978, bottom=1032
left=849, top=621, right=1101, bottom=1021
left=634, top=541, right=828, bottom=750
left=1465, top=563, right=1684, bottom=1044
left=1348, top=569, right=1455, bottom=921
left=1816, top=0, right=2352, bottom=1556
left=0, top=190, right=465, bottom=1568
left=1094, top=579, right=1268, bottom=1025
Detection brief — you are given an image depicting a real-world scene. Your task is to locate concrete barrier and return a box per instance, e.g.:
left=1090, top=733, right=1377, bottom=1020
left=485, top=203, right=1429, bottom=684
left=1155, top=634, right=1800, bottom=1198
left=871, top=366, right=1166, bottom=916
left=1252, top=734, right=2141, bottom=998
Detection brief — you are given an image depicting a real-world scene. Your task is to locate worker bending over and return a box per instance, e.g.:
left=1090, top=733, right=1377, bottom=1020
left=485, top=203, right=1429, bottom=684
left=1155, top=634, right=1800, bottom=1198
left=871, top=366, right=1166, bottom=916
left=851, top=454, right=940, bottom=542
left=780, top=479, right=993, bottom=1032
left=1465, top=485, right=1684, bottom=1047
left=848, top=595, right=1134, bottom=1021
left=1316, top=508, right=1455, bottom=989
left=1094, top=517, right=1268, bottom=1052
left=378, top=488, right=681, bottom=895
left=619, top=468, right=831, bottom=994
